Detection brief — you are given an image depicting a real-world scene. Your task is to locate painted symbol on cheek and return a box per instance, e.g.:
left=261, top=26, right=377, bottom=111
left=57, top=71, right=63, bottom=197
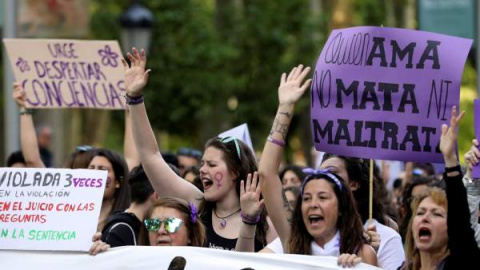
left=214, top=172, right=223, bottom=188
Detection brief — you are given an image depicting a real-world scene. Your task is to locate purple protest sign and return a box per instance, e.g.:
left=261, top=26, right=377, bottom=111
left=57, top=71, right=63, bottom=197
left=310, top=26, right=472, bottom=163
left=472, top=99, right=480, bottom=178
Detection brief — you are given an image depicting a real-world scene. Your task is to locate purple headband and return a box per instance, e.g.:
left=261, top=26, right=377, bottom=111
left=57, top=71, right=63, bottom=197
left=300, top=168, right=343, bottom=195
left=188, top=202, right=198, bottom=224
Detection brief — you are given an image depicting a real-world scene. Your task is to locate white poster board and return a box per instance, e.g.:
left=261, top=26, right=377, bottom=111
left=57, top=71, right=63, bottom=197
left=3, top=39, right=126, bottom=109
left=0, top=168, right=107, bottom=251
left=219, top=123, right=254, bottom=153
left=0, top=246, right=382, bottom=270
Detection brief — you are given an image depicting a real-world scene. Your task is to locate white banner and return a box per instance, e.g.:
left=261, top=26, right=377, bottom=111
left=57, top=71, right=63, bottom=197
left=0, top=246, right=381, bottom=270
left=0, top=168, right=107, bottom=251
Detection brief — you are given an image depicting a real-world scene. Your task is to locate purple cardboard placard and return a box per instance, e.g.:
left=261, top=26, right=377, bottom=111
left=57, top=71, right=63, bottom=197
left=310, top=26, right=472, bottom=162
left=472, top=99, right=480, bottom=178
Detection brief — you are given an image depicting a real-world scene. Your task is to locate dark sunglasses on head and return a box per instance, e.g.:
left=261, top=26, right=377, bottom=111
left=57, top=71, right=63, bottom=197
left=144, top=217, right=184, bottom=233
left=177, top=148, right=202, bottom=159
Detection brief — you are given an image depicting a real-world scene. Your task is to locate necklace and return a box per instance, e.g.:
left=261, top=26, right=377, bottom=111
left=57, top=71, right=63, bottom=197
left=213, top=208, right=240, bottom=227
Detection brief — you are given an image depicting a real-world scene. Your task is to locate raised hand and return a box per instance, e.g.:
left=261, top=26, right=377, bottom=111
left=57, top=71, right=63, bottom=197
left=13, top=83, right=26, bottom=108
left=464, top=139, right=480, bottom=177
left=122, top=47, right=151, bottom=97
left=240, top=172, right=264, bottom=221
left=278, top=64, right=312, bottom=106
left=439, top=106, right=465, bottom=162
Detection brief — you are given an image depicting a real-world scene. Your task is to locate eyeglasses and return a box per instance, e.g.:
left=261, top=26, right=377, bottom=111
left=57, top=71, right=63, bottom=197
left=144, top=217, right=184, bottom=233
left=220, top=136, right=241, bottom=161
left=75, top=145, right=94, bottom=153
left=177, top=148, right=202, bottom=159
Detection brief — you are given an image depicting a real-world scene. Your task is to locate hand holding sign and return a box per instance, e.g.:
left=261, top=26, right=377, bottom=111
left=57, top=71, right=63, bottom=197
left=439, top=106, right=465, bottom=167
left=123, top=47, right=151, bottom=97
left=13, top=83, right=27, bottom=109
left=278, top=64, right=311, bottom=106
left=464, top=139, right=480, bottom=177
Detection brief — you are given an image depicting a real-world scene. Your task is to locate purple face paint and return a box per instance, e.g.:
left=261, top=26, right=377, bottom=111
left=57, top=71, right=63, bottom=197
left=214, top=172, right=223, bottom=188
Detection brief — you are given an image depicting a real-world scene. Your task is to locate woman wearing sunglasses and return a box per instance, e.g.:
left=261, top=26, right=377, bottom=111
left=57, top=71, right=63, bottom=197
left=90, top=197, right=205, bottom=255
left=123, top=48, right=275, bottom=251
left=140, top=197, right=206, bottom=247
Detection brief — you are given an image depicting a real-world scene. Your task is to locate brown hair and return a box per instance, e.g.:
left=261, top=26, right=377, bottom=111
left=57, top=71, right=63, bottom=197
left=140, top=197, right=206, bottom=247
left=288, top=173, right=366, bottom=254
left=198, top=137, right=268, bottom=247
left=404, top=187, right=448, bottom=270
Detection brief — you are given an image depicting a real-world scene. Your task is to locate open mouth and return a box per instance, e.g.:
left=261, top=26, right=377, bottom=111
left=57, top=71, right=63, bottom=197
left=418, top=228, right=432, bottom=241
left=308, top=215, right=324, bottom=225
left=202, top=178, right=213, bottom=190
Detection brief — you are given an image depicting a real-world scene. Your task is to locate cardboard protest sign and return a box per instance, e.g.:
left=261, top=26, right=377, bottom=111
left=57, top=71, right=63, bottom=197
left=219, top=123, right=254, bottom=153
left=3, top=39, right=126, bottom=109
left=310, top=26, right=472, bottom=162
left=472, top=99, right=480, bottom=178
left=0, top=168, right=107, bottom=251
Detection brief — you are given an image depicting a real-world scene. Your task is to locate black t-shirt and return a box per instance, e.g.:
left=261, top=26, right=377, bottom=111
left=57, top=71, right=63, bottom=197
left=101, top=212, right=142, bottom=247
left=202, top=209, right=264, bottom=251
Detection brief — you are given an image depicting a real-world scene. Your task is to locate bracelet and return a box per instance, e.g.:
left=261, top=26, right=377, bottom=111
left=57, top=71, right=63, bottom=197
left=240, top=212, right=260, bottom=225
left=19, top=109, right=33, bottom=115
left=267, top=136, right=285, bottom=147
left=444, top=165, right=461, bottom=173
left=239, top=234, right=254, bottom=239
left=125, top=94, right=144, bottom=105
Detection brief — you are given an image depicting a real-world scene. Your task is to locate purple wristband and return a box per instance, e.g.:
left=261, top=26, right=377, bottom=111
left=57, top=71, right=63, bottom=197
left=240, top=212, right=260, bottom=225
left=125, top=94, right=144, bottom=105
left=267, top=136, right=285, bottom=147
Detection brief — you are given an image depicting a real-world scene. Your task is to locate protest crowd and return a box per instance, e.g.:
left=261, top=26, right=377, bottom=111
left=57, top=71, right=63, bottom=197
left=3, top=29, right=480, bottom=270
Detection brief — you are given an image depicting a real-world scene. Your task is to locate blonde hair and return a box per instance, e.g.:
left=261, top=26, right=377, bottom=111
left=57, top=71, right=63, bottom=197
left=404, top=187, right=448, bottom=270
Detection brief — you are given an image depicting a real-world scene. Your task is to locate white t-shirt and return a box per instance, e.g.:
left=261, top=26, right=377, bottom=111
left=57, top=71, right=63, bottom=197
left=364, top=219, right=405, bottom=270
left=266, top=231, right=340, bottom=256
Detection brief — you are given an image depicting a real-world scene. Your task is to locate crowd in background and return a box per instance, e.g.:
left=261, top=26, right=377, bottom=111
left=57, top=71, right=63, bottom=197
left=5, top=48, right=480, bottom=269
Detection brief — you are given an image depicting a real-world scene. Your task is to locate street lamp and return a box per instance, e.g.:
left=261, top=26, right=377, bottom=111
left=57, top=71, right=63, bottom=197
left=119, top=1, right=155, bottom=54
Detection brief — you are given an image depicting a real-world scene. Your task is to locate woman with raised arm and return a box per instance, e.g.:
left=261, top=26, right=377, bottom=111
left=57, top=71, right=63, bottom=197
left=463, top=139, right=480, bottom=247
left=258, top=65, right=377, bottom=267
left=401, top=106, right=480, bottom=269
left=123, top=48, right=275, bottom=251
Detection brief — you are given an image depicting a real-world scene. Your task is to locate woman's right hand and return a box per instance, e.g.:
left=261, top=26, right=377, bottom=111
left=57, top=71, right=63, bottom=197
left=12, top=83, right=26, bottom=109
left=89, top=232, right=109, bottom=256
left=464, top=139, right=480, bottom=178
left=122, top=47, right=151, bottom=97
left=278, top=64, right=311, bottom=106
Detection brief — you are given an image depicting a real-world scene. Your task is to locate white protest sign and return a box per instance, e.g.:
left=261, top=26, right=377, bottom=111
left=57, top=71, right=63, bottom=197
left=0, top=246, right=382, bottom=270
left=219, top=123, right=254, bottom=153
left=3, top=39, right=126, bottom=109
left=0, top=168, right=107, bottom=251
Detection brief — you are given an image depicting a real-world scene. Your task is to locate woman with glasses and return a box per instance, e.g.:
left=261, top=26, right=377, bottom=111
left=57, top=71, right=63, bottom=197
left=90, top=197, right=205, bottom=255
left=140, top=197, right=206, bottom=247
left=122, top=48, right=276, bottom=251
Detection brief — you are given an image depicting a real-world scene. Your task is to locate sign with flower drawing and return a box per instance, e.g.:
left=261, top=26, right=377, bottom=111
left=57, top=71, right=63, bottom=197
left=3, top=39, right=126, bottom=109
